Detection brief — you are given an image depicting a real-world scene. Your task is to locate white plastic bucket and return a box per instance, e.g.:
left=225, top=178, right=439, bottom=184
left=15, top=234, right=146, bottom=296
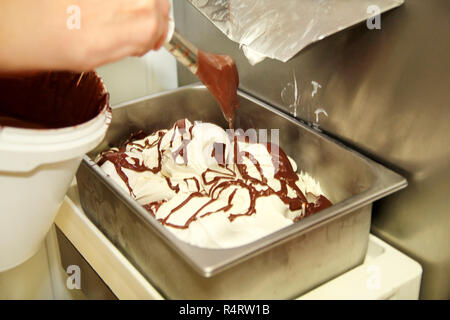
left=0, top=72, right=111, bottom=271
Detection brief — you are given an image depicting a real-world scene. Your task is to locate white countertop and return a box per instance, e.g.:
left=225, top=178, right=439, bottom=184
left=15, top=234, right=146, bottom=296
left=54, top=184, right=422, bottom=300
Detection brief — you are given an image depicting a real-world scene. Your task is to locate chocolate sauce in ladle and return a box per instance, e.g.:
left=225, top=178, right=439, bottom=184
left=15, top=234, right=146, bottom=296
left=195, top=51, right=239, bottom=129
left=165, top=30, right=239, bottom=129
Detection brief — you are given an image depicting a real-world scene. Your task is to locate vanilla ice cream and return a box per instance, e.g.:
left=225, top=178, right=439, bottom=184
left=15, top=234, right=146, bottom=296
left=97, top=119, right=331, bottom=248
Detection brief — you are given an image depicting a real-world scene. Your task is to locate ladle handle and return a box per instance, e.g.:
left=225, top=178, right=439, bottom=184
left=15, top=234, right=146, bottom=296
left=164, top=20, right=199, bottom=74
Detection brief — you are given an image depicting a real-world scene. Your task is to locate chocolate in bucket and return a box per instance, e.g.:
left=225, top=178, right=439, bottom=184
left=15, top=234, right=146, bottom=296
left=0, top=71, right=109, bottom=129
left=0, top=71, right=111, bottom=272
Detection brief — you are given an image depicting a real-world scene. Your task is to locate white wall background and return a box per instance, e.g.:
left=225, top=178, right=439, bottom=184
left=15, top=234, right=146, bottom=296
left=96, top=49, right=177, bottom=106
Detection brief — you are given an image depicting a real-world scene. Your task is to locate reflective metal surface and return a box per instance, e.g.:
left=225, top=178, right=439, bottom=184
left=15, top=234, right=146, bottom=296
left=76, top=85, right=405, bottom=299
left=188, top=0, right=403, bottom=63
left=56, top=227, right=117, bottom=300
left=164, top=29, right=199, bottom=74
left=174, top=0, right=450, bottom=299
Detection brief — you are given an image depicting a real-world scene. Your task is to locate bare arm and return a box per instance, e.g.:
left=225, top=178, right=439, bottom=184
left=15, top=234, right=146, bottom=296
left=0, top=0, right=170, bottom=72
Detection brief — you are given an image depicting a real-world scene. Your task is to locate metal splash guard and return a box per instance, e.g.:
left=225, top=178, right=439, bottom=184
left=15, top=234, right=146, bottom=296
left=188, top=0, right=404, bottom=64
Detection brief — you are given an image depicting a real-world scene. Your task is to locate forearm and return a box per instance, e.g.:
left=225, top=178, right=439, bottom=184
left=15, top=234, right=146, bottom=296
left=0, top=0, right=76, bottom=71
left=0, top=0, right=170, bottom=72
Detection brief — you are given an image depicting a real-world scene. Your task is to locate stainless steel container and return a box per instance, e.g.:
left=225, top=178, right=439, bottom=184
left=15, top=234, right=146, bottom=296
left=76, top=84, right=406, bottom=299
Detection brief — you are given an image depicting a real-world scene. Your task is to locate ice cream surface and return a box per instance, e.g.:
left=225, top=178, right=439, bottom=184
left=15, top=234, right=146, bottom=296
left=97, top=119, right=331, bottom=248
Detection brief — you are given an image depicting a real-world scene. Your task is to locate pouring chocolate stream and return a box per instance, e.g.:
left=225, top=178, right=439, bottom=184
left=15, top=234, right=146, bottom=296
left=164, top=29, right=239, bottom=128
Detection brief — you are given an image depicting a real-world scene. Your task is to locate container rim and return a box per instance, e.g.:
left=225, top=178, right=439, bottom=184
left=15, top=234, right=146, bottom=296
left=82, top=83, right=407, bottom=277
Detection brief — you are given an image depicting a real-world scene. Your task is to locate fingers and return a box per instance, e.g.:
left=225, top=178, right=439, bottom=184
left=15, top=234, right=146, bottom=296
left=149, top=0, right=171, bottom=51
left=160, top=0, right=171, bottom=19
left=133, top=0, right=170, bottom=56
left=153, top=16, right=169, bottom=50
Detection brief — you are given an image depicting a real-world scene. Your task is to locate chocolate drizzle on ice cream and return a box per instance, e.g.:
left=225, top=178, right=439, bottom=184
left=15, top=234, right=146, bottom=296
left=97, top=119, right=331, bottom=248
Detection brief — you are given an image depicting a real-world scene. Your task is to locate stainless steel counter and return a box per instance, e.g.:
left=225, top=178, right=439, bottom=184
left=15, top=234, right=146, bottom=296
left=54, top=186, right=422, bottom=300
left=174, top=0, right=450, bottom=299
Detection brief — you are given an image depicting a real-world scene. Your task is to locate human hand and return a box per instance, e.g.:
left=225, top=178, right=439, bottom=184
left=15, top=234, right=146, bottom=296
left=0, top=0, right=171, bottom=72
